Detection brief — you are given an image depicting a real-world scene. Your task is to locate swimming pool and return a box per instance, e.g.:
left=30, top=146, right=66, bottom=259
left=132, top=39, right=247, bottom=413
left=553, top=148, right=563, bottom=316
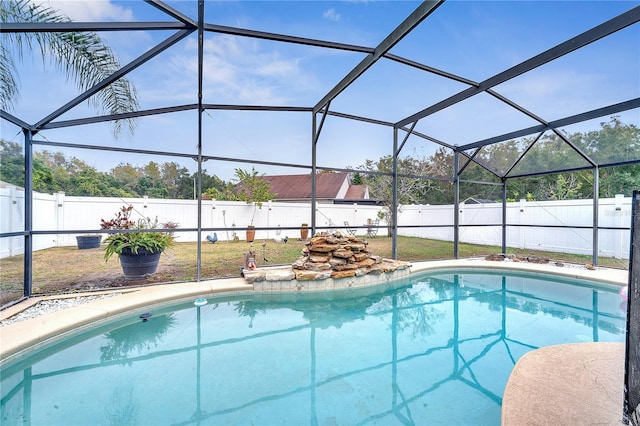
left=1, top=269, right=627, bottom=425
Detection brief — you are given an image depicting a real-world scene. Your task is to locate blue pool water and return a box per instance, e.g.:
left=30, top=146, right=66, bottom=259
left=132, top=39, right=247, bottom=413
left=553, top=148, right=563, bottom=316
left=1, top=270, right=627, bottom=425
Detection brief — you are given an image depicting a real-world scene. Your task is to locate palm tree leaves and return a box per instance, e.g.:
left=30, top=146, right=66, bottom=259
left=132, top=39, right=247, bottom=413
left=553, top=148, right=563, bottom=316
left=0, top=42, right=19, bottom=110
left=1, top=0, right=139, bottom=137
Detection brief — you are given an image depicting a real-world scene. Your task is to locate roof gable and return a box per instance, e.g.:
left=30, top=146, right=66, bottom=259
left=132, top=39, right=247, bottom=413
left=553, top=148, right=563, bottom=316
left=261, top=172, right=364, bottom=200
left=345, top=184, right=367, bottom=200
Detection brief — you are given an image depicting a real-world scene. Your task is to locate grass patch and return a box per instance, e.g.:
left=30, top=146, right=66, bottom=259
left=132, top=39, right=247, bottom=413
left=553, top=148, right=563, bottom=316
left=0, top=236, right=628, bottom=307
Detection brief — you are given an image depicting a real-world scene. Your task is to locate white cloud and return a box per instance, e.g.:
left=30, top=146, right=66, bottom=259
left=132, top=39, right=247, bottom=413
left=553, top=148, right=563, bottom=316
left=323, top=8, right=341, bottom=22
left=256, top=56, right=300, bottom=77
left=38, top=0, right=134, bottom=21
left=495, top=68, right=609, bottom=117
left=504, top=70, right=596, bottom=98
left=162, top=35, right=317, bottom=106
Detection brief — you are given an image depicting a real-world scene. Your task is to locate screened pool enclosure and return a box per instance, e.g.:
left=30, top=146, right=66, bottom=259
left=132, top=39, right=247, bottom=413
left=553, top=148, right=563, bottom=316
left=1, top=0, right=640, bottom=302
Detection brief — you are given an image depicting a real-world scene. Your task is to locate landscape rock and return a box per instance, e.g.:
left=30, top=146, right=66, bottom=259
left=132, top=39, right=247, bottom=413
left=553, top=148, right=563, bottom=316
left=311, top=244, right=337, bottom=253
left=329, top=257, right=347, bottom=267
left=332, top=248, right=354, bottom=259
left=309, top=253, right=330, bottom=263
left=265, top=269, right=295, bottom=281
left=345, top=243, right=367, bottom=252
left=309, top=236, right=328, bottom=245
left=485, top=253, right=505, bottom=261
left=353, top=252, right=369, bottom=262
left=367, top=266, right=384, bottom=275
left=333, top=263, right=358, bottom=271
left=303, top=261, right=332, bottom=271
left=293, top=232, right=410, bottom=279
left=380, top=259, right=410, bottom=272
left=526, top=255, right=549, bottom=264
left=355, top=268, right=368, bottom=276
left=242, top=270, right=266, bottom=283
left=331, top=270, right=357, bottom=279
left=245, top=231, right=412, bottom=286
left=292, top=257, right=307, bottom=269
left=295, top=270, right=332, bottom=281
left=356, top=258, right=376, bottom=268
left=324, top=235, right=342, bottom=244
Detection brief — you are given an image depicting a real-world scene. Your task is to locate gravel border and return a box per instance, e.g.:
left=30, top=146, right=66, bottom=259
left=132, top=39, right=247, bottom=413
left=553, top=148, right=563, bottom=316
left=482, top=254, right=597, bottom=270
left=0, top=294, right=122, bottom=327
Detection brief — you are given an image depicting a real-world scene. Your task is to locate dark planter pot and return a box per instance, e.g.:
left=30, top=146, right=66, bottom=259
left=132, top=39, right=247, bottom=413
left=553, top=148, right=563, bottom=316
left=76, top=235, right=102, bottom=250
left=119, top=248, right=162, bottom=279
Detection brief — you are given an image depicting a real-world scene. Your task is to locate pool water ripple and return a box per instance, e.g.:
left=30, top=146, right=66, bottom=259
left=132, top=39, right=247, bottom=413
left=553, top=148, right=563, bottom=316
left=0, top=270, right=627, bottom=425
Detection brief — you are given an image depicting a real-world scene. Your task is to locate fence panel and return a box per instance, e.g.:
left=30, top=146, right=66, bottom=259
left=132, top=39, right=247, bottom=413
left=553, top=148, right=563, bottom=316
left=0, top=192, right=632, bottom=260
left=0, top=186, right=25, bottom=257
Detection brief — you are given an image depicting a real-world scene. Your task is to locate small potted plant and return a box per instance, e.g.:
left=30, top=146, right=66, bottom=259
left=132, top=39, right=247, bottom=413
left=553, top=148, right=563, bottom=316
left=76, top=234, right=102, bottom=250
left=101, top=205, right=176, bottom=279
left=205, top=167, right=277, bottom=243
left=232, top=167, right=277, bottom=242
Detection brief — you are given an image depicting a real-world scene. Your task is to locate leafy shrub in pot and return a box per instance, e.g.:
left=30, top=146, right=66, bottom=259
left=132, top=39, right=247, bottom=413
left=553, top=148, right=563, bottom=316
left=100, top=205, right=176, bottom=278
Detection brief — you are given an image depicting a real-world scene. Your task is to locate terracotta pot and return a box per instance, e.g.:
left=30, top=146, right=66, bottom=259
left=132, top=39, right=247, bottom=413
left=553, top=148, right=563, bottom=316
left=246, top=225, right=256, bottom=242
left=300, top=223, right=309, bottom=240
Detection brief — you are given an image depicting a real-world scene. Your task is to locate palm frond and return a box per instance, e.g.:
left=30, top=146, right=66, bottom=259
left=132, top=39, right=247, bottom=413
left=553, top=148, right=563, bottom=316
left=0, top=44, right=20, bottom=109
left=0, top=0, right=139, bottom=137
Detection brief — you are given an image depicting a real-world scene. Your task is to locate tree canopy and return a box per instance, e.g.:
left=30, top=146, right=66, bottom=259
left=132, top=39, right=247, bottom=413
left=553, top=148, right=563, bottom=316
left=1, top=117, right=638, bottom=204
left=205, top=167, right=278, bottom=206
left=0, top=141, right=228, bottom=199
left=359, top=117, right=640, bottom=207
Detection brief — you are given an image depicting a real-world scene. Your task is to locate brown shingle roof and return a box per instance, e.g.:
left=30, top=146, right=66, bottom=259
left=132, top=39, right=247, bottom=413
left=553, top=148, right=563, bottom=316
left=345, top=184, right=367, bottom=200
left=261, top=172, right=355, bottom=200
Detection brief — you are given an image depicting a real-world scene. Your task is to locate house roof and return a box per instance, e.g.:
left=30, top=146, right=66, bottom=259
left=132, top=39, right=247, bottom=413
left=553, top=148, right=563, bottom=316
left=345, top=184, right=367, bottom=200
left=262, top=172, right=365, bottom=201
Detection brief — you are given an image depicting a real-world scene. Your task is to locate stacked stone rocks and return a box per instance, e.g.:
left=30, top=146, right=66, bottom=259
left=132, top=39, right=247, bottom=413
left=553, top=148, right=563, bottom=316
left=292, top=231, right=385, bottom=280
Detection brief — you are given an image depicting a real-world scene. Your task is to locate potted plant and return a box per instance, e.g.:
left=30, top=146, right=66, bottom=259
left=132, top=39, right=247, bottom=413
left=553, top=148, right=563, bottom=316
left=232, top=167, right=277, bottom=242
left=100, top=313, right=177, bottom=362
left=204, top=167, right=277, bottom=243
left=76, top=234, right=102, bottom=250
left=101, top=205, right=175, bottom=279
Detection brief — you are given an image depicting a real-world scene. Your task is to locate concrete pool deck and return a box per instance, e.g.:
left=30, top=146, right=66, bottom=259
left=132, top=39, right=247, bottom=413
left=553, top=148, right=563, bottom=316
left=0, top=258, right=630, bottom=424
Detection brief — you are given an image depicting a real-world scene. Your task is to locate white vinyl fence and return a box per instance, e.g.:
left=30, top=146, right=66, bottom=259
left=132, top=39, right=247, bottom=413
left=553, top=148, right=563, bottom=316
left=398, top=196, right=631, bottom=259
left=0, top=186, right=632, bottom=260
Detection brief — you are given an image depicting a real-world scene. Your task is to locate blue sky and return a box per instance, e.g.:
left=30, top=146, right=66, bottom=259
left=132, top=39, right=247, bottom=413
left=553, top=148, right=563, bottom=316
left=2, top=0, right=639, bottom=181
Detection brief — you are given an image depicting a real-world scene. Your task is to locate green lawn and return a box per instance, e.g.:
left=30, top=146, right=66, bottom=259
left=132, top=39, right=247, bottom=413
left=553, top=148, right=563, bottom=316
left=0, top=235, right=628, bottom=307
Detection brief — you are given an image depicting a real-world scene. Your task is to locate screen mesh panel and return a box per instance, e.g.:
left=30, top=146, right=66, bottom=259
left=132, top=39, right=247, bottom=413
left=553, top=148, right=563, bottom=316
left=625, top=189, right=640, bottom=425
